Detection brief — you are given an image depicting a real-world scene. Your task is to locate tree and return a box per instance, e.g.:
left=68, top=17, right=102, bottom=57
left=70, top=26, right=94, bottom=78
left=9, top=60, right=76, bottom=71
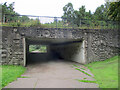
left=78, top=6, right=86, bottom=19
left=107, top=2, right=120, bottom=21
left=62, top=3, right=94, bottom=27
left=62, top=2, right=113, bottom=27
left=94, top=5, right=105, bottom=20
left=86, top=10, right=93, bottom=19
left=72, top=6, right=88, bottom=26
left=1, top=2, right=19, bottom=23
left=62, top=3, right=74, bottom=25
left=72, top=10, right=80, bottom=26
left=94, top=2, right=111, bottom=21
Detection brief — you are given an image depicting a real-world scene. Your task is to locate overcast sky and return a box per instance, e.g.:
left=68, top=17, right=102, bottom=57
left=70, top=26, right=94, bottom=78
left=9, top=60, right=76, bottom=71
left=1, top=0, right=106, bottom=17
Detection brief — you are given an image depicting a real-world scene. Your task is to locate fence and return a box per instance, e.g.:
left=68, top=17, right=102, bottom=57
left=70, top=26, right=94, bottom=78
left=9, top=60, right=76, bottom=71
left=1, top=14, right=119, bottom=29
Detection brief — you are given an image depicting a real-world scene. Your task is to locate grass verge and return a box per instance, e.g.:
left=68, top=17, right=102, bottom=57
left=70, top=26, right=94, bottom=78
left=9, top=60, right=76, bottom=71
left=85, top=55, right=119, bottom=88
left=0, top=65, right=26, bottom=89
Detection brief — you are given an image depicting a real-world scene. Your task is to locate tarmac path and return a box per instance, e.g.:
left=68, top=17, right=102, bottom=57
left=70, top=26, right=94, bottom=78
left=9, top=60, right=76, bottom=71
left=4, top=60, right=99, bottom=88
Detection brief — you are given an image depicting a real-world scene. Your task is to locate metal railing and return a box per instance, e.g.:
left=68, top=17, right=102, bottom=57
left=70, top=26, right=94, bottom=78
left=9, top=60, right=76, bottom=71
left=1, top=14, right=119, bottom=29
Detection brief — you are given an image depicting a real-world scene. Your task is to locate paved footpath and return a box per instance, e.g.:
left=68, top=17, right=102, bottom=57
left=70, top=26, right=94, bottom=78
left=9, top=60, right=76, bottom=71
left=4, top=60, right=99, bottom=88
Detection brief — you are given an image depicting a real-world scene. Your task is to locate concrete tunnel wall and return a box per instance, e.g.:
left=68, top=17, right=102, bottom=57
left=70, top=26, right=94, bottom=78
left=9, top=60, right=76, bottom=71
left=50, top=40, right=86, bottom=64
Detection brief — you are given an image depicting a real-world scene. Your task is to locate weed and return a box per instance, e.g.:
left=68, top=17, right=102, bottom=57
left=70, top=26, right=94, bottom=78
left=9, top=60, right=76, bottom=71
left=19, top=76, right=30, bottom=78
left=75, top=68, right=92, bottom=77
left=76, top=79, right=97, bottom=83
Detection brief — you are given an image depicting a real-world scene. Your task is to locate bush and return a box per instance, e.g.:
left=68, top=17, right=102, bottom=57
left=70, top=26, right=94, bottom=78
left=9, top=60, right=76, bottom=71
left=22, top=20, right=42, bottom=27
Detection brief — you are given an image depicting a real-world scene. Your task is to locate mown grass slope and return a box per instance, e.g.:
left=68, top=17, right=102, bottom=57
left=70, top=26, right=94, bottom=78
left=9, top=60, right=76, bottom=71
left=0, top=65, right=26, bottom=89
left=86, top=55, right=119, bottom=88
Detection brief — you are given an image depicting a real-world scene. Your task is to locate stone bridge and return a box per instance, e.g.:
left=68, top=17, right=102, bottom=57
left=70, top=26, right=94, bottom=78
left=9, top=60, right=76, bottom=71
left=1, top=27, right=119, bottom=66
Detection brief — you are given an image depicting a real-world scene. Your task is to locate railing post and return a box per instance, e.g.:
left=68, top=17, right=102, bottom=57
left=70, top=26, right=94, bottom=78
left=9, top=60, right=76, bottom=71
left=54, top=17, right=57, bottom=29
left=80, top=19, right=81, bottom=27
left=3, top=15, right=5, bottom=24
left=56, top=18, right=57, bottom=29
left=37, top=16, right=39, bottom=25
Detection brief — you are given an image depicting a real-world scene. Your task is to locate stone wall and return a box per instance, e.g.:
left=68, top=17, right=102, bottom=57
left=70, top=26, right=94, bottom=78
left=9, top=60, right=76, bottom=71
left=1, top=27, right=24, bottom=65
left=0, top=26, right=2, bottom=65
left=86, top=30, right=119, bottom=63
left=1, top=26, right=119, bottom=65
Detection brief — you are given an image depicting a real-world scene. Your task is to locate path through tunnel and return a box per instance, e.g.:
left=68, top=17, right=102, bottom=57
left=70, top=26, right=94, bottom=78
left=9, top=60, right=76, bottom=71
left=25, top=38, right=86, bottom=66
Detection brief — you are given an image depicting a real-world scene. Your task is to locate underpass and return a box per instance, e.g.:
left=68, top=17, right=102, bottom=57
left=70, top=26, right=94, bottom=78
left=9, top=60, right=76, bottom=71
left=26, top=38, right=86, bottom=66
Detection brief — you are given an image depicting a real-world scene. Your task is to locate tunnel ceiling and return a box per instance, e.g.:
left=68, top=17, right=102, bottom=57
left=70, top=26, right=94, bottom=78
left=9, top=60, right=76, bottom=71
left=26, top=38, right=82, bottom=45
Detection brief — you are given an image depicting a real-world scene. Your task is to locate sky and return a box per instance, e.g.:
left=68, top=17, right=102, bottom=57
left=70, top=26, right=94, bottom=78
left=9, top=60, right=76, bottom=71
left=0, top=0, right=106, bottom=17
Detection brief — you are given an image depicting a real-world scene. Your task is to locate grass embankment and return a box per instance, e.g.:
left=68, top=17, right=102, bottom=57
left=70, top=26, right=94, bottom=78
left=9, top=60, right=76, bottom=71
left=0, top=65, right=26, bottom=89
left=85, top=55, right=119, bottom=88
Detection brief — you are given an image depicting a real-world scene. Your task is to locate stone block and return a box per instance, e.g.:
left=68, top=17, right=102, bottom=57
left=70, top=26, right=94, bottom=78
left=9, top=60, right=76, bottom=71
left=13, top=40, right=20, bottom=44
left=1, top=54, right=7, bottom=58
left=9, top=60, right=14, bottom=65
left=13, top=28, right=17, bottom=32
left=14, top=52, right=23, bottom=55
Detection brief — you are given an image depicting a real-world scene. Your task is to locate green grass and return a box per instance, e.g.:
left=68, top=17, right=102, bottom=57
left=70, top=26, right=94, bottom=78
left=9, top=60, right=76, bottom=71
left=0, top=65, right=26, bottom=89
left=75, top=68, right=92, bottom=77
left=76, top=79, right=97, bottom=83
left=83, top=78, right=87, bottom=80
left=73, top=64, right=86, bottom=70
left=73, top=64, right=80, bottom=67
left=73, top=64, right=92, bottom=77
left=19, top=76, right=30, bottom=78
left=85, top=55, right=119, bottom=88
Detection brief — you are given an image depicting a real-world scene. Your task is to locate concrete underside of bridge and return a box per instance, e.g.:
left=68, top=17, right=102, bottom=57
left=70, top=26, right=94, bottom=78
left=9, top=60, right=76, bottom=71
left=26, top=38, right=86, bottom=66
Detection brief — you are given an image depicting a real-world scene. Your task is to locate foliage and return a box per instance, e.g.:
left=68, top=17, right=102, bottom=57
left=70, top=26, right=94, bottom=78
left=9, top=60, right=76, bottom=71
left=62, top=3, right=93, bottom=27
left=1, top=2, right=119, bottom=28
left=44, top=21, right=64, bottom=28
left=44, top=2, right=118, bottom=29
left=19, top=16, right=30, bottom=22
left=72, top=6, right=91, bottom=27
left=94, top=3, right=110, bottom=20
left=1, top=2, right=19, bottom=23
left=62, top=3, right=74, bottom=25
left=1, top=2, right=43, bottom=27
left=85, top=55, right=118, bottom=88
left=1, top=65, right=26, bottom=88
left=61, top=2, right=120, bottom=29
left=107, top=1, right=120, bottom=21
left=29, top=45, right=47, bottom=53
left=21, top=19, right=41, bottom=27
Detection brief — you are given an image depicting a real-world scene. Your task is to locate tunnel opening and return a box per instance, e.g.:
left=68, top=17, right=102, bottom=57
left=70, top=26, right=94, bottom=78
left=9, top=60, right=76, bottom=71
left=24, top=38, right=86, bottom=66
left=29, top=45, right=47, bottom=53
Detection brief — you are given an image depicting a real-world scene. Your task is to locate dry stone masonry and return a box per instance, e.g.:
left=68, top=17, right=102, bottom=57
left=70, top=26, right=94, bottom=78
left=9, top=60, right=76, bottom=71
left=1, top=26, right=119, bottom=66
